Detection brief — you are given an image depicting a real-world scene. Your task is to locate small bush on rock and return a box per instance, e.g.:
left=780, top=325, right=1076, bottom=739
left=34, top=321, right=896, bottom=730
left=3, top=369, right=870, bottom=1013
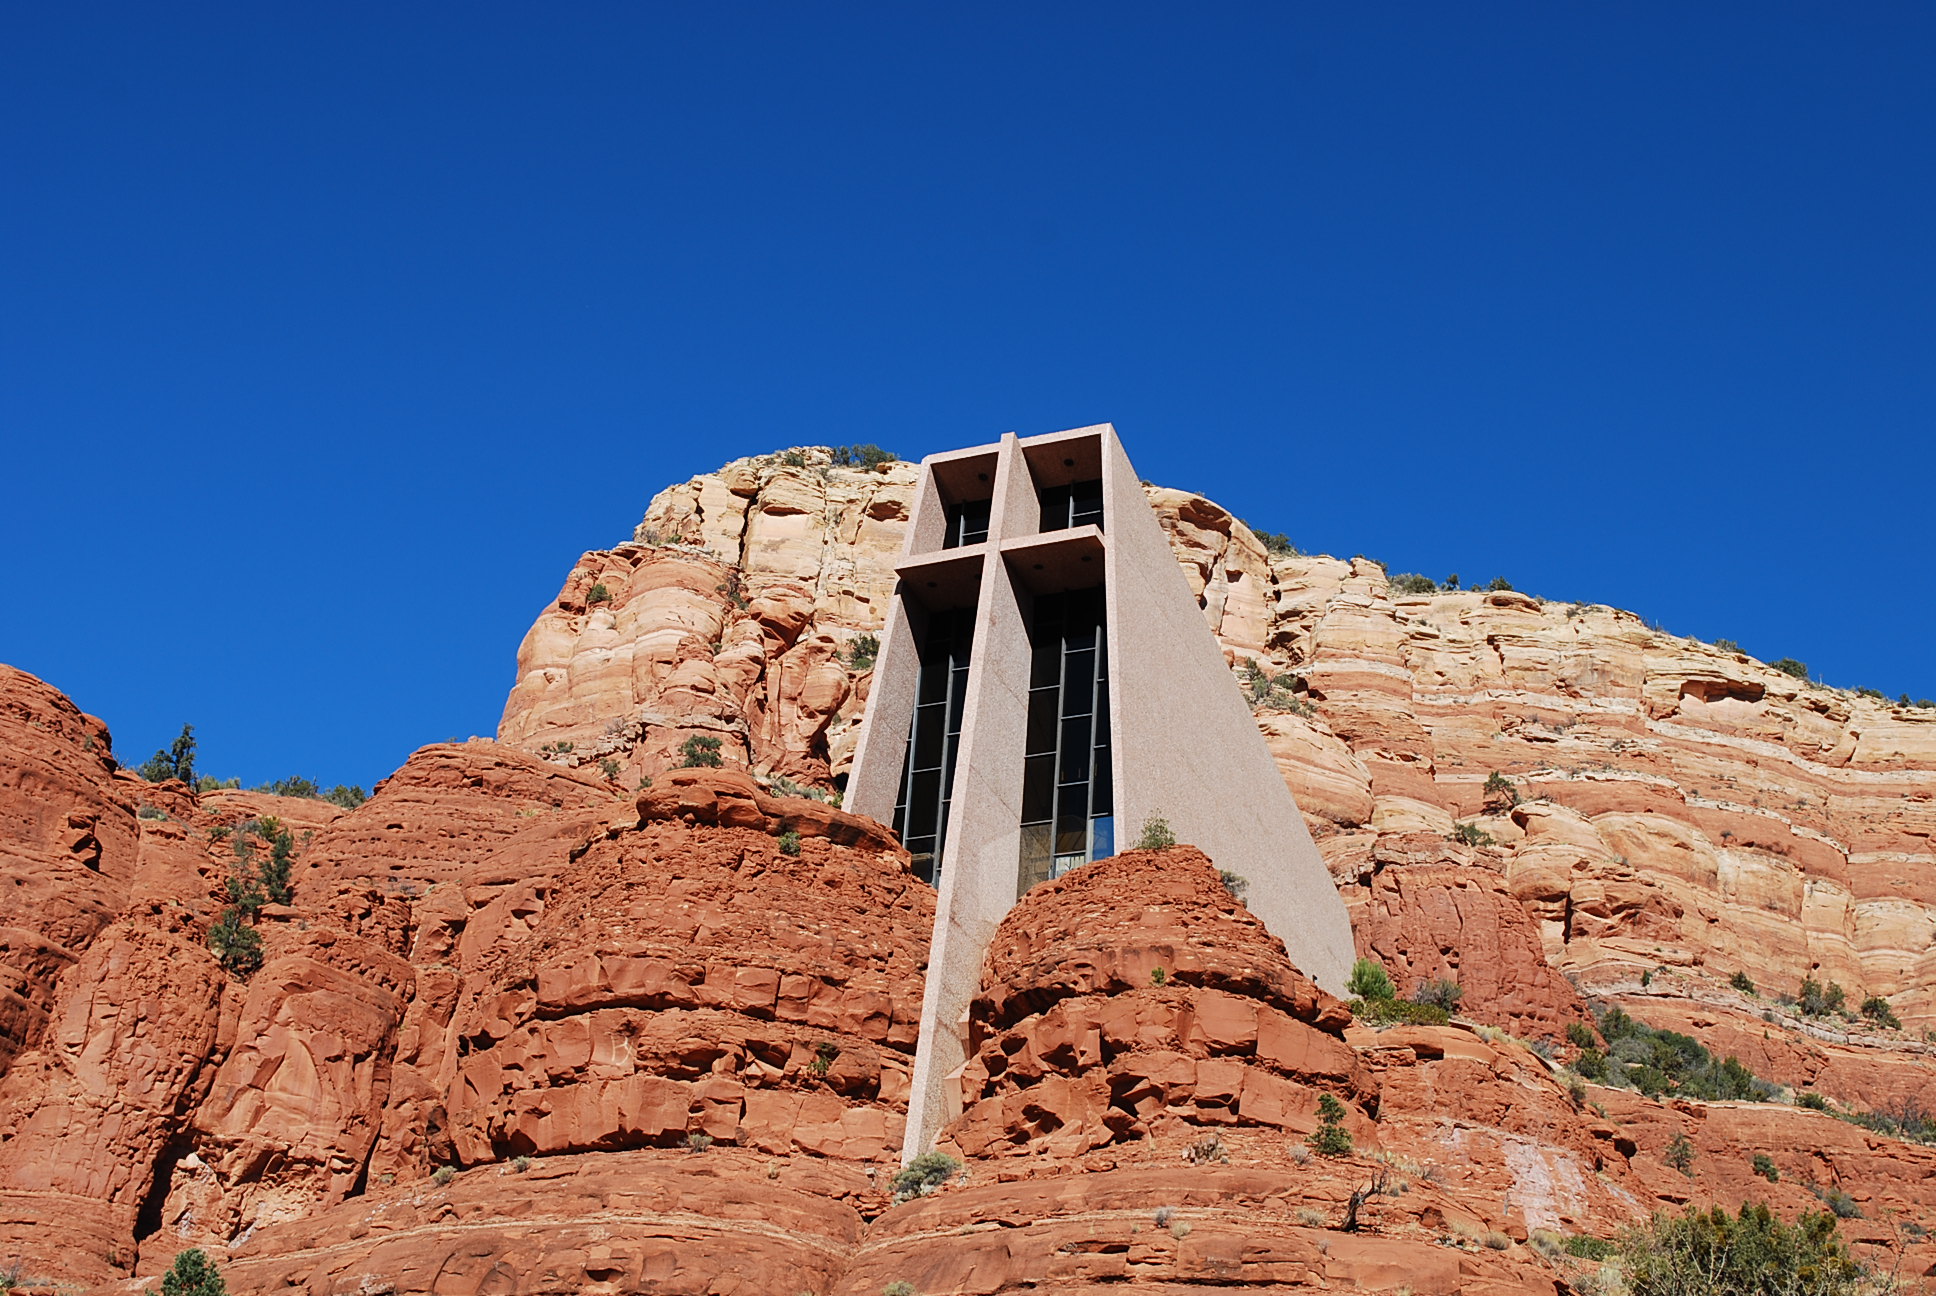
left=1134, top=814, right=1176, bottom=850
left=431, top=1165, right=456, bottom=1186
left=778, top=830, right=801, bottom=856
left=1753, top=1153, right=1779, bottom=1182
left=892, top=1151, right=961, bottom=1202
left=1619, top=1203, right=1865, bottom=1296
left=1411, top=979, right=1463, bottom=1012
left=678, top=735, right=723, bottom=768
left=587, top=582, right=612, bottom=605
left=138, top=724, right=198, bottom=786
left=159, top=1248, right=228, bottom=1296
left=1347, top=957, right=1395, bottom=1002
left=1860, top=996, right=1902, bottom=1030
left=1308, top=1093, right=1353, bottom=1157
left=845, top=633, right=879, bottom=671
left=1730, top=970, right=1756, bottom=995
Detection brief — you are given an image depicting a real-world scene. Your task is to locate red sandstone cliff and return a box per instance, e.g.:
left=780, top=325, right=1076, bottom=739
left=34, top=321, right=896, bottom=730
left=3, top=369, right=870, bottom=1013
left=0, top=444, right=1931, bottom=1292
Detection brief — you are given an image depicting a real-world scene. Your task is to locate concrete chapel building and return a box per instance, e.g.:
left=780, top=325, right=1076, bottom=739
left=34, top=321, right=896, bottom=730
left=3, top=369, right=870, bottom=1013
left=846, top=424, right=1355, bottom=1156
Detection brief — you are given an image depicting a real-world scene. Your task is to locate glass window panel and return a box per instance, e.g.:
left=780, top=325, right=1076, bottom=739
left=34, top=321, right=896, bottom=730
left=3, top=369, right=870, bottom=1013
left=912, top=706, right=945, bottom=769
left=1090, top=815, right=1114, bottom=860
left=1021, top=755, right=1055, bottom=823
left=949, top=663, right=970, bottom=717
left=1057, top=787, right=1087, bottom=837
left=910, top=767, right=941, bottom=819
left=1055, top=823, right=1088, bottom=855
left=1058, top=718, right=1091, bottom=781
left=1025, top=698, right=1058, bottom=755
left=1060, top=652, right=1095, bottom=711
left=1030, top=643, right=1060, bottom=688
left=1091, top=745, right=1113, bottom=815
left=918, top=654, right=949, bottom=704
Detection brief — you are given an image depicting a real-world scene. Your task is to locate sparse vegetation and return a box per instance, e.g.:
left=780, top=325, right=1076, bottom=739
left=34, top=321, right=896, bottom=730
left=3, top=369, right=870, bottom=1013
left=1618, top=1204, right=1866, bottom=1296
left=778, top=830, right=802, bottom=856
left=1245, top=525, right=1298, bottom=557
left=1352, top=997, right=1450, bottom=1027
left=1798, top=1091, right=1832, bottom=1113
left=892, top=1151, right=961, bottom=1202
left=845, top=632, right=880, bottom=671
left=138, top=724, right=198, bottom=786
left=1239, top=659, right=1314, bottom=714
left=431, top=1165, right=456, bottom=1186
left=1184, top=1134, right=1229, bottom=1165
left=1860, top=995, right=1902, bottom=1030
left=1411, top=979, right=1463, bottom=1012
left=1565, top=1021, right=1600, bottom=1051
left=1390, top=572, right=1438, bottom=596
left=777, top=448, right=807, bottom=467
left=1134, top=814, right=1176, bottom=850
left=138, top=804, right=167, bottom=820
left=1448, top=821, right=1494, bottom=848
left=1799, top=977, right=1848, bottom=1018
left=1482, top=771, right=1521, bottom=807
left=1770, top=657, right=1810, bottom=680
left=829, top=444, right=898, bottom=470
left=587, top=582, right=612, bottom=605
left=1585, top=1007, right=1774, bottom=1101
left=1665, top=1132, right=1696, bottom=1175
left=158, top=1248, right=228, bottom=1296
left=1714, top=639, right=1741, bottom=654
left=1486, top=576, right=1513, bottom=592
left=207, top=904, right=263, bottom=978
left=686, top=1131, right=713, bottom=1153
left=678, top=735, right=724, bottom=768
left=1307, top=1093, right=1353, bottom=1157
left=807, top=1041, right=839, bottom=1077
left=1813, top=1186, right=1862, bottom=1220
left=1730, top=970, right=1756, bottom=995
left=1347, top=957, right=1395, bottom=1003
left=1563, top=1235, right=1616, bottom=1261
left=252, top=776, right=368, bottom=808
left=1217, top=869, right=1248, bottom=902
left=881, top=1283, right=918, bottom=1296
left=598, top=757, right=621, bottom=780
left=511, top=1155, right=532, bottom=1173
left=1150, top=967, right=1168, bottom=987
left=1753, top=1153, right=1779, bottom=1182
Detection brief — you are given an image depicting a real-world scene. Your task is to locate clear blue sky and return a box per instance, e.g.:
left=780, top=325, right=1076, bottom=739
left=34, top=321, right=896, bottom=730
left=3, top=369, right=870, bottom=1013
left=4, top=4, right=1931, bottom=789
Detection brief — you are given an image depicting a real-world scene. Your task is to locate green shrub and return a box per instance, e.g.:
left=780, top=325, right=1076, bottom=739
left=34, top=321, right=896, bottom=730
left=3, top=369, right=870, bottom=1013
left=777, top=449, right=807, bottom=467
left=686, top=1131, right=713, bottom=1153
left=882, top=1282, right=918, bottom=1296
left=1713, top=639, right=1741, bottom=654
left=258, top=775, right=320, bottom=799
left=159, top=1248, right=228, bottom=1296
left=1390, top=572, right=1438, bottom=595
left=138, top=805, right=167, bottom=820
left=678, top=735, right=724, bottom=768
left=598, top=757, right=621, bottom=780
left=1565, top=1021, right=1600, bottom=1051
left=830, top=444, right=898, bottom=470
left=1246, top=525, right=1298, bottom=557
left=1134, top=815, right=1176, bottom=850
left=1217, top=869, right=1249, bottom=901
left=845, top=632, right=880, bottom=671
left=1729, top=970, right=1756, bottom=995
left=1486, top=576, right=1514, bottom=592
left=1799, top=978, right=1846, bottom=1018
left=807, top=1041, right=839, bottom=1077
left=1482, top=771, right=1520, bottom=806
left=1619, top=1204, right=1866, bottom=1296
left=1411, top=979, right=1463, bottom=1012
left=1307, top=1093, right=1353, bottom=1157
left=778, top=830, right=801, bottom=856
left=1797, top=1091, right=1832, bottom=1113
left=1448, top=822, right=1494, bottom=847
left=323, top=784, right=367, bottom=808
left=1815, top=1186, right=1861, bottom=1220
left=587, top=582, right=612, bottom=605
left=431, top=1165, right=456, bottom=1186
left=1347, top=958, right=1395, bottom=1002
left=1150, top=967, right=1168, bottom=986
left=208, top=907, right=263, bottom=978
left=511, top=1154, right=532, bottom=1173
left=1770, top=658, right=1810, bottom=680
left=892, top=1151, right=960, bottom=1201
left=1562, top=1235, right=1615, bottom=1260
left=1860, top=996, right=1901, bottom=1030
left=1665, top=1132, right=1696, bottom=1175
left=1353, top=997, right=1450, bottom=1027
left=1752, top=1153, right=1779, bottom=1182
left=1573, top=1048, right=1608, bottom=1081
left=139, top=724, right=198, bottom=785
left=1593, top=1007, right=1774, bottom=1101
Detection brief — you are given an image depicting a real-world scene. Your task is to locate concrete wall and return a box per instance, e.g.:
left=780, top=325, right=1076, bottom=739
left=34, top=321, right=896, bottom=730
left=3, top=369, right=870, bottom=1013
left=1100, top=428, right=1354, bottom=995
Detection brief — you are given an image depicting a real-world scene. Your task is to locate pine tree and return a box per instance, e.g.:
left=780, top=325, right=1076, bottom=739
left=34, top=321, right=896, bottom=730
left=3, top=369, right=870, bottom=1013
left=158, top=1248, right=227, bottom=1296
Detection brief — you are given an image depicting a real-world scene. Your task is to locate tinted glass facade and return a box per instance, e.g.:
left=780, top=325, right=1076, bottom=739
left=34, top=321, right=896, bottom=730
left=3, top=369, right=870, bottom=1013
left=1038, top=478, right=1104, bottom=532
left=891, top=607, right=974, bottom=885
left=943, top=497, right=990, bottom=548
left=1017, top=585, right=1113, bottom=894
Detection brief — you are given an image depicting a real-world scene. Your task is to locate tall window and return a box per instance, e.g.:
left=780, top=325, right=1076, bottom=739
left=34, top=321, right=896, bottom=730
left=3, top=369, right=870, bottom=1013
left=1018, top=586, right=1114, bottom=894
left=1038, top=478, right=1103, bottom=532
left=892, top=607, right=974, bottom=885
left=943, top=497, right=990, bottom=548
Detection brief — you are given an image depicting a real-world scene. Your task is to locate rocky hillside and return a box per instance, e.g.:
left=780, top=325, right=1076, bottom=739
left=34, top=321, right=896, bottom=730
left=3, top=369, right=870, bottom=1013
left=503, top=447, right=1936, bottom=1057
left=0, top=443, right=1931, bottom=1292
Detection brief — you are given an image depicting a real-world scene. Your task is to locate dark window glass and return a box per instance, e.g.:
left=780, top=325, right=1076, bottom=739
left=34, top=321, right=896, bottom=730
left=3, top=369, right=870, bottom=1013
left=1016, top=585, right=1113, bottom=894
left=1037, top=479, right=1106, bottom=533
left=893, top=607, right=974, bottom=886
left=944, top=497, right=991, bottom=548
